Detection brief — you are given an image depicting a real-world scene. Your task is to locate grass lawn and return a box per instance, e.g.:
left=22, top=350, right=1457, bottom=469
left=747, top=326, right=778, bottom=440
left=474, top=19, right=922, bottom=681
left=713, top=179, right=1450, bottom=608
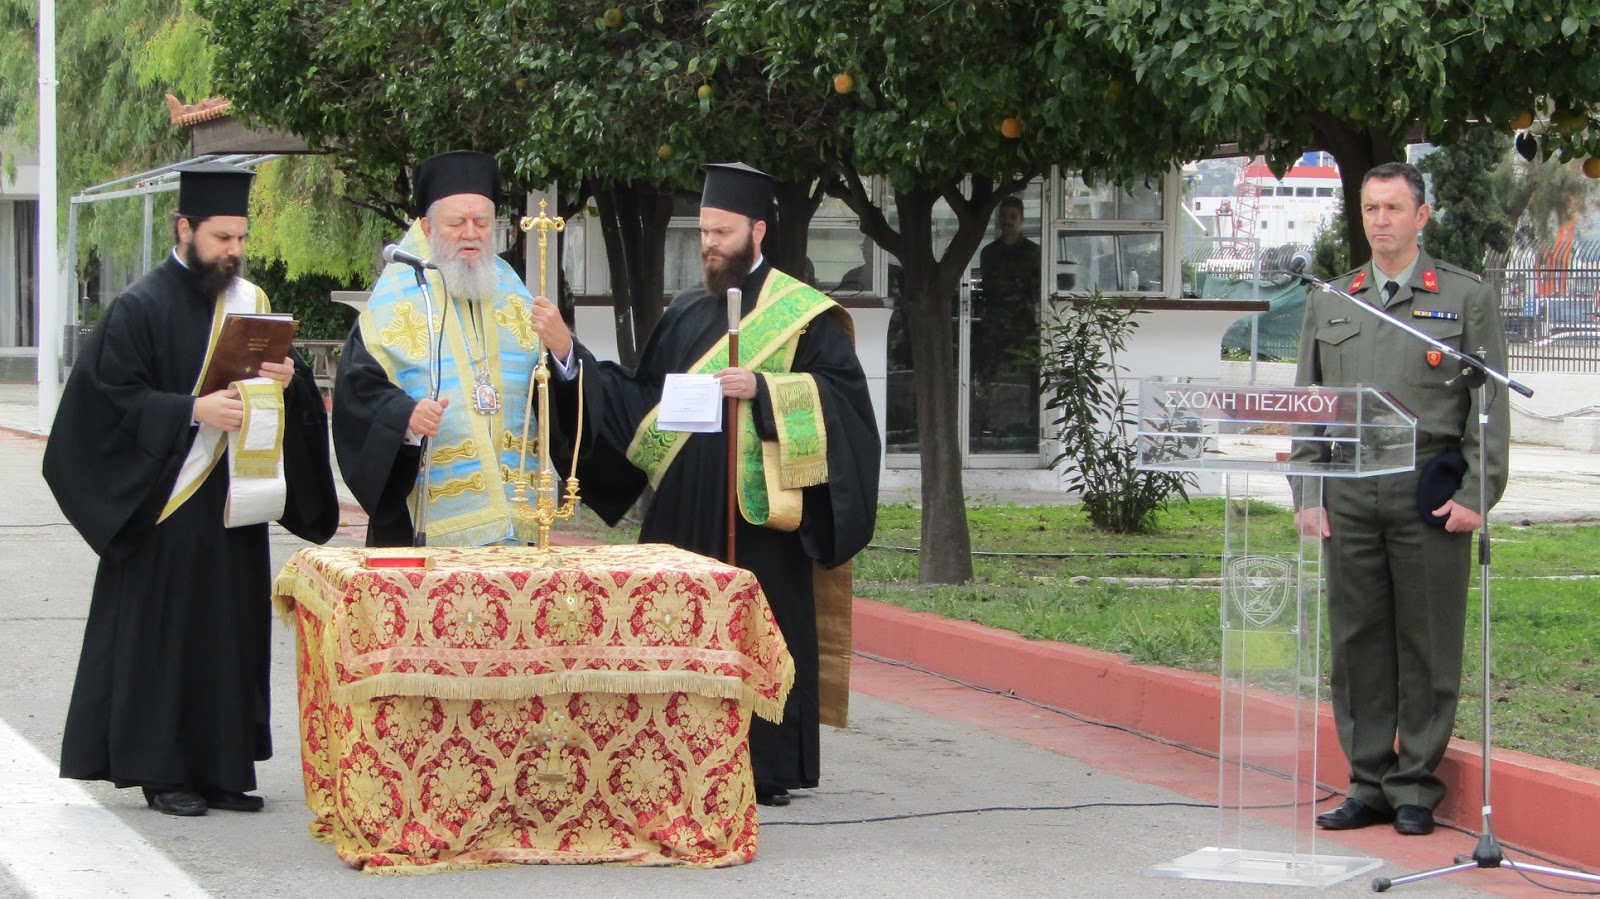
left=566, top=499, right=1600, bottom=769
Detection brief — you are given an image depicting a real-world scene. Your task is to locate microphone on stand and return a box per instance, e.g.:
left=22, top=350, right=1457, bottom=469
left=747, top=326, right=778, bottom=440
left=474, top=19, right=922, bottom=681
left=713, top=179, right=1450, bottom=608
left=1286, top=251, right=1313, bottom=278
left=382, top=244, right=437, bottom=270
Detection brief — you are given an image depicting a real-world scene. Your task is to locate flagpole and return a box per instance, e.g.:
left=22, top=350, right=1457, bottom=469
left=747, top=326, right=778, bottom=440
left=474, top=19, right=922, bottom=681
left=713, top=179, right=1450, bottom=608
left=36, top=0, right=61, bottom=428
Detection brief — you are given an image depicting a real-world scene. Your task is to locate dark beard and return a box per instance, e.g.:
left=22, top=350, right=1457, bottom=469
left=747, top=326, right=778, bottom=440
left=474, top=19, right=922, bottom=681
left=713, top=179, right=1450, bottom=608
left=184, top=243, right=242, bottom=300
left=702, top=237, right=756, bottom=299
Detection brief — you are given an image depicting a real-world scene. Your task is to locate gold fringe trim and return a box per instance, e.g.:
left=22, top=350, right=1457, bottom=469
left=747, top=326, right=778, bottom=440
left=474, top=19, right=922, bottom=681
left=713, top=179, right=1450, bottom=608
left=360, top=860, right=518, bottom=877
left=331, top=663, right=794, bottom=725
left=778, top=458, right=829, bottom=491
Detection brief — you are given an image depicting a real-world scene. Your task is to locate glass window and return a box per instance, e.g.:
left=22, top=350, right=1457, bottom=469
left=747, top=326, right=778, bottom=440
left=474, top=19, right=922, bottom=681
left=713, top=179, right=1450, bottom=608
left=1296, top=187, right=1315, bottom=197
left=1277, top=186, right=1295, bottom=196
left=1059, top=174, right=1162, bottom=221
left=1316, top=187, right=1335, bottom=197
left=1055, top=232, right=1162, bottom=293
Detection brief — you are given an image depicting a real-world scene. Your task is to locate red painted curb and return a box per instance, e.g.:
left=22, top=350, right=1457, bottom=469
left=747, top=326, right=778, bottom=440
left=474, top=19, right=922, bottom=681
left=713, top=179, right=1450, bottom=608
left=853, top=597, right=1600, bottom=872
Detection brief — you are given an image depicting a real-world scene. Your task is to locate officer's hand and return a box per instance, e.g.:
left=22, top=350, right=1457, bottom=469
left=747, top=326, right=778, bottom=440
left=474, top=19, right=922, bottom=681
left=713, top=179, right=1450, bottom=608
left=1431, top=500, right=1483, bottom=533
left=529, top=296, right=572, bottom=362
left=194, top=387, right=244, bottom=432
left=1295, top=506, right=1331, bottom=539
left=409, top=397, right=450, bottom=438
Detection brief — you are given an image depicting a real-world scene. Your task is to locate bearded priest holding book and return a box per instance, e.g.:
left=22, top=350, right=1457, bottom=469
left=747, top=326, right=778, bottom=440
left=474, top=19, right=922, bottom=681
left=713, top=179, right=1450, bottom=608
left=44, top=162, right=339, bottom=817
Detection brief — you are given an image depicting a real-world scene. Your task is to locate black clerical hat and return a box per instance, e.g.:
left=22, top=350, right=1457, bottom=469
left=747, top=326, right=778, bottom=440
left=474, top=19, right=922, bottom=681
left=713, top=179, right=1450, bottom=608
left=414, top=151, right=502, bottom=217
left=1416, top=447, right=1468, bottom=526
left=177, top=162, right=254, bottom=218
left=701, top=162, right=775, bottom=220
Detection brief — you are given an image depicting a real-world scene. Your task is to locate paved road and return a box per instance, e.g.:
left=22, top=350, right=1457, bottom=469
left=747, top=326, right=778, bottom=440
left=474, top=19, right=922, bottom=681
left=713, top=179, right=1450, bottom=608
left=2, top=387, right=1579, bottom=896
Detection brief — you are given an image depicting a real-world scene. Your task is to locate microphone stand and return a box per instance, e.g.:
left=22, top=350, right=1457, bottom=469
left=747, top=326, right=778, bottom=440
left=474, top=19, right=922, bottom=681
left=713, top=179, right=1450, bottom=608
left=725, top=287, right=741, bottom=565
left=412, top=265, right=443, bottom=548
left=1288, top=268, right=1599, bottom=893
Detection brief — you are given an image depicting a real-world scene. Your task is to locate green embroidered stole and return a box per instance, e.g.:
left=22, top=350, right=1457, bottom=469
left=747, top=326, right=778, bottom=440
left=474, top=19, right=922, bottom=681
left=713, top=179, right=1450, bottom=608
left=626, top=269, right=841, bottom=532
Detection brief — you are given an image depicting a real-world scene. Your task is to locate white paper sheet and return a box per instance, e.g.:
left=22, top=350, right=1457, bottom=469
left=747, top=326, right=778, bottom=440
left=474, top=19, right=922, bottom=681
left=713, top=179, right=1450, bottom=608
left=658, top=373, right=725, bottom=433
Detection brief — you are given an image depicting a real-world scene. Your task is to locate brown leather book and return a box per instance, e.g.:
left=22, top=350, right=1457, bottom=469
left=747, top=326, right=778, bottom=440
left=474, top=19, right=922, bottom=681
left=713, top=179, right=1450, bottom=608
left=198, top=313, right=298, bottom=395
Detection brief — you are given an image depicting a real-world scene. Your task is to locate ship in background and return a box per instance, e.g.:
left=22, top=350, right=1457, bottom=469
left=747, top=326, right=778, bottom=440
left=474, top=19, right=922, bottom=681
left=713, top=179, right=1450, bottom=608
left=1187, top=152, right=1343, bottom=274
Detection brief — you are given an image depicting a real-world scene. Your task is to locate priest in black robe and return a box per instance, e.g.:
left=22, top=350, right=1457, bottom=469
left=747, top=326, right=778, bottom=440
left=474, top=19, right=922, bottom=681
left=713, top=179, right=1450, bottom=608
left=529, top=162, right=881, bottom=807
left=44, top=163, right=339, bottom=817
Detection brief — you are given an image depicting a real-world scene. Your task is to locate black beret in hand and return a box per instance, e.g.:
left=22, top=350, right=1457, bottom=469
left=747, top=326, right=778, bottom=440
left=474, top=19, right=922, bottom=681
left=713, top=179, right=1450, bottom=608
left=1416, top=448, right=1469, bottom=527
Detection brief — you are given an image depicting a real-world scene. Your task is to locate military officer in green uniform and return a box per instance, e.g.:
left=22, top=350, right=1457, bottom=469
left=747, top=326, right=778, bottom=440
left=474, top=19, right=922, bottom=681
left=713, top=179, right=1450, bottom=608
left=1290, top=162, right=1509, bottom=837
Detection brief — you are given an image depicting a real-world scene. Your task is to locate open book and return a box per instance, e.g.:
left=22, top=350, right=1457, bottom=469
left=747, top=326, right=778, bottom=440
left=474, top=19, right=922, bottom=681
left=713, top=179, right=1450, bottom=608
left=198, top=313, right=298, bottom=396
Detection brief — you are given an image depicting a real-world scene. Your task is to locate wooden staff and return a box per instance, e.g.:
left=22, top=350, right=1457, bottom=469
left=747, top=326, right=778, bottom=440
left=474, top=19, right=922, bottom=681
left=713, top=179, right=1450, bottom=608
left=725, top=287, right=741, bottom=564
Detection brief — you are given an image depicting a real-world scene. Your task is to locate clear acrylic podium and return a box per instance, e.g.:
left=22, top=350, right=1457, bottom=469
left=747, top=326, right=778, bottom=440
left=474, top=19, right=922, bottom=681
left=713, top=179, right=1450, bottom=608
left=1135, top=379, right=1416, bottom=888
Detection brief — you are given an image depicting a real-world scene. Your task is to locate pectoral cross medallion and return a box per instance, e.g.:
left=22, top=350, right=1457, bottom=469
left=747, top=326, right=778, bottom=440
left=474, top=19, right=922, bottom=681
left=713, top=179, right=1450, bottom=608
left=473, top=369, right=500, bottom=414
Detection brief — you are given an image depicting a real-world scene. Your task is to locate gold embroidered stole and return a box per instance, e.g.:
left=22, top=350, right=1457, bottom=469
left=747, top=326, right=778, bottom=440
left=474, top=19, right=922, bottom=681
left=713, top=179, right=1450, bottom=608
left=357, top=222, right=543, bottom=546
left=159, top=278, right=274, bottom=523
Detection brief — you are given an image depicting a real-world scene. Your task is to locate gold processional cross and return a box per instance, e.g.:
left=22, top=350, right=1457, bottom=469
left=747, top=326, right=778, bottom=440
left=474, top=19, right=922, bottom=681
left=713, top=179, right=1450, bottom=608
left=511, top=199, right=582, bottom=548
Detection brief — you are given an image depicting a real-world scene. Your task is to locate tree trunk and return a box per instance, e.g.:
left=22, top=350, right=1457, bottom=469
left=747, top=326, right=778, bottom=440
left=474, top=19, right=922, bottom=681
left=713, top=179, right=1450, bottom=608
left=1308, top=114, right=1402, bottom=269
left=768, top=180, right=829, bottom=284
left=889, top=189, right=974, bottom=584
left=592, top=181, right=673, bottom=368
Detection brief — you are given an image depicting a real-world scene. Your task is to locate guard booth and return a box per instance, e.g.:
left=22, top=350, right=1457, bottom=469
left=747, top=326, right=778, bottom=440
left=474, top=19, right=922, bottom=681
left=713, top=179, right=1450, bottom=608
left=1135, top=379, right=1415, bottom=888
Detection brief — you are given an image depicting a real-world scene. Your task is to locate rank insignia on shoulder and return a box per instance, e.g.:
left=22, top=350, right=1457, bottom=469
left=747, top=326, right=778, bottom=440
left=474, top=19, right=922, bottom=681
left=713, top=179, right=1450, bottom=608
left=1411, top=309, right=1460, bottom=321
left=1422, top=269, right=1439, bottom=292
left=1426, top=349, right=1443, bottom=367
left=1350, top=271, right=1367, bottom=291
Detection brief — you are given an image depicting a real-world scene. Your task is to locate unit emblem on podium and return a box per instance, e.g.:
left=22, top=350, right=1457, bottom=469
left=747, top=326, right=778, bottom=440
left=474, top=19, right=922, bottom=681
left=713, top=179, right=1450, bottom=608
left=1225, top=556, right=1292, bottom=628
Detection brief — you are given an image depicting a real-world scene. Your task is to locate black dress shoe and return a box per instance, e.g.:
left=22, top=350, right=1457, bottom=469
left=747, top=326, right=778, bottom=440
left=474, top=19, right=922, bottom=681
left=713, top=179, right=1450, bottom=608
left=202, top=789, right=265, bottom=812
left=1315, top=797, right=1393, bottom=830
left=143, top=788, right=207, bottom=817
left=755, top=787, right=791, bottom=807
left=1394, top=804, right=1435, bottom=835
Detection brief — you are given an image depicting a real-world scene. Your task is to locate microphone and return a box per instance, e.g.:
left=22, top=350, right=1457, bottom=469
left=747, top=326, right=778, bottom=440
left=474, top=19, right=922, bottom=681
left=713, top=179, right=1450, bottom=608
left=1287, top=251, right=1312, bottom=277
left=382, top=244, right=436, bottom=270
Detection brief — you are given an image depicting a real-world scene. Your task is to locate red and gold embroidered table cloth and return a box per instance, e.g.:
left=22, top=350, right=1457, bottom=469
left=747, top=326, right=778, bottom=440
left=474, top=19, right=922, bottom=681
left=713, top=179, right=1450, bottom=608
left=272, top=543, right=794, bottom=873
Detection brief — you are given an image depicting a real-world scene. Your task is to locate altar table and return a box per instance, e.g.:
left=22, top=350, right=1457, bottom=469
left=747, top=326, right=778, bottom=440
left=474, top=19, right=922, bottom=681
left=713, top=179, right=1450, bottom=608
left=272, top=544, right=794, bottom=872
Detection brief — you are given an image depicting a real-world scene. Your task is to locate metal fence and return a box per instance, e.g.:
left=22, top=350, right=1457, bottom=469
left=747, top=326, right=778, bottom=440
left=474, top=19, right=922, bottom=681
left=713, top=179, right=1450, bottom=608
left=1485, top=266, right=1600, bottom=373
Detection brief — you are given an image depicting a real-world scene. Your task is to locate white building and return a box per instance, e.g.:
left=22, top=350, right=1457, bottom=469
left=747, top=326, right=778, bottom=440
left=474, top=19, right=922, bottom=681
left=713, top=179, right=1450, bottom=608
left=0, top=142, right=41, bottom=380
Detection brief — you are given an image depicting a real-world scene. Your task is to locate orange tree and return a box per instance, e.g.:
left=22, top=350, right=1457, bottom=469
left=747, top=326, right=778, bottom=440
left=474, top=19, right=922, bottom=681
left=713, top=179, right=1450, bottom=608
left=198, top=0, right=834, bottom=365
left=1078, top=1, right=1600, bottom=266
left=713, top=1, right=1215, bottom=583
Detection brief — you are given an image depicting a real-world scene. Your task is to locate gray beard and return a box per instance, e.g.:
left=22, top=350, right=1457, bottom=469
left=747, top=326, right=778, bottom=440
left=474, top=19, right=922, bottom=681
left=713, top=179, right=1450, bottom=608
left=437, top=255, right=499, bottom=302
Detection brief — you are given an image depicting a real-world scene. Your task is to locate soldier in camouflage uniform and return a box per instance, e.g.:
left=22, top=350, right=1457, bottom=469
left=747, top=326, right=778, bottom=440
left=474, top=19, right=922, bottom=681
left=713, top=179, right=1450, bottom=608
left=1290, top=162, right=1509, bottom=837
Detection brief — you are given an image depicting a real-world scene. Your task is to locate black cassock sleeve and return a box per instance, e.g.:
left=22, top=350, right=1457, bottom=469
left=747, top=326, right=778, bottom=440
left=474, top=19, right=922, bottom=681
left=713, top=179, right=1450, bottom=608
left=277, top=349, right=340, bottom=544
left=44, top=296, right=199, bottom=557
left=331, top=327, right=425, bottom=546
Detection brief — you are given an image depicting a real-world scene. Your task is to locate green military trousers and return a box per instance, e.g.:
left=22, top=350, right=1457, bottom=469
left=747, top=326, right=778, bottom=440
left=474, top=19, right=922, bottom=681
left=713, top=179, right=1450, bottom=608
left=1323, top=463, right=1473, bottom=813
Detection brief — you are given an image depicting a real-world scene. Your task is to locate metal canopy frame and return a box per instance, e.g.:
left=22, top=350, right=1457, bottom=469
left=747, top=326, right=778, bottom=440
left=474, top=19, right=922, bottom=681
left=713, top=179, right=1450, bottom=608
left=65, top=152, right=279, bottom=325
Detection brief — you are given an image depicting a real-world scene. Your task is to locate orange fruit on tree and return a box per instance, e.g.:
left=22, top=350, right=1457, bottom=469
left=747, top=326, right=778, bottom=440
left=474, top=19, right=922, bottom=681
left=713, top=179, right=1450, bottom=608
left=1510, top=110, right=1534, bottom=130
left=697, top=84, right=714, bottom=101
left=657, top=143, right=674, bottom=162
left=1584, top=156, right=1600, bottom=179
left=603, top=7, right=623, bottom=28
left=833, top=72, right=854, bottom=95
left=1000, top=117, right=1022, bottom=139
